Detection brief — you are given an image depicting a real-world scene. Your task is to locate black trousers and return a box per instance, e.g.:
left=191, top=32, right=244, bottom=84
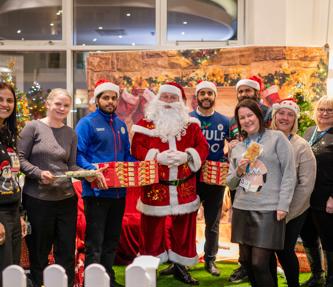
left=312, top=209, right=333, bottom=252
left=84, top=197, right=125, bottom=281
left=23, top=194, right=77, bottom=287
left=0, top=208, right=21, bottom=286
left=300, top=208, right=321, bottom=249
left=197, top=182, right=225, bottom=262
left=276, top=210, right=308, bottom=287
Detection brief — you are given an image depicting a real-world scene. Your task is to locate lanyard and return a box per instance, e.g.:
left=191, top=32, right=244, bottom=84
left=308, top=127, right=329, bottom=146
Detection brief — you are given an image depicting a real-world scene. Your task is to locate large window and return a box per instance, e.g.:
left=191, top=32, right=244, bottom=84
left=167, top=0, right=238, bottom=43
left=0, top=1, right=62, bottom=41
left=74, top=0, right=156, bottom=46
left=0, top=0, right=244, bottom=126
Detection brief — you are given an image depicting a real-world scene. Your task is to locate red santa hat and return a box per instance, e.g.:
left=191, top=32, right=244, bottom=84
left=158, top=82, right=187, bottom=103
left=195, top=81, right=217, bottom=96
left=272, top=98, right=300, bottom=118
left=93, top=79, right=120, bottom=99
left=236, top=78, right=260, bottom=92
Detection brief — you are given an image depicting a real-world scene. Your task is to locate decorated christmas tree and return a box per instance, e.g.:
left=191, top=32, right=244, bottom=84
left=26, top=81, right=47, bottom=120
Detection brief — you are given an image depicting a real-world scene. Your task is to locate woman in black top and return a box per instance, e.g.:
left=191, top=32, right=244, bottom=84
left=301, top=95, right=333, bottom=287
left=0, top=82, right=26, bottom=285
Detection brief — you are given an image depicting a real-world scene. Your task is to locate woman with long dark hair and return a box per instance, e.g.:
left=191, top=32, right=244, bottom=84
left=0, top=82, right=27, bottom=285
left=227, top=99, right=296, bottom=287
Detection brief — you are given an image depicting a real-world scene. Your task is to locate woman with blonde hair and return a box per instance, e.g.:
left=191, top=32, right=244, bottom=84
left=18, top=88, right=81, bottom=287
left=271, top=98, right=316, bottom=287
left=300, top=96, right=333, bottom=287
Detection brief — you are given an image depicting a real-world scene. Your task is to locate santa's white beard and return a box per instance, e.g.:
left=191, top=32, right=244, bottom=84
left=145, top=99, right=190, bottom=139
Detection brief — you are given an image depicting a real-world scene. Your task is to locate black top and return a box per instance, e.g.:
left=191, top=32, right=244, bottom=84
left=0, top=142, right=21, bottom=211
left=304, top=126, right=333, bottom=210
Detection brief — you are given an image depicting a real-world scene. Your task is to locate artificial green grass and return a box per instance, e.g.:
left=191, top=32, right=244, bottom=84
left=114, top=261, right=311, bottom=286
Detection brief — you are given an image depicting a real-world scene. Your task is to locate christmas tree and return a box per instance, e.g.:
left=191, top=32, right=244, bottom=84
left=27, top=81, right=47, bottom=120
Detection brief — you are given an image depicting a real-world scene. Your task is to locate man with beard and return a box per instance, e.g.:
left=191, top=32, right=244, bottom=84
left=228, top=77, right=272, bottom=284
left=76, top=80, right=133, bottom=287
left=131, top=82, right=209, bottom=285
left=188, top=81, right=229, bottom=277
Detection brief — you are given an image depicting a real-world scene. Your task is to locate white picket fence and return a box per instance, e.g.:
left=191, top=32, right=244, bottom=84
left=2, top=255, right=160, bottom=287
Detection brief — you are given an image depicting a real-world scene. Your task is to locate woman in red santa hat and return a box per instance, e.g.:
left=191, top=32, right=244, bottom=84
left=131, top=82, right=209, bottom=285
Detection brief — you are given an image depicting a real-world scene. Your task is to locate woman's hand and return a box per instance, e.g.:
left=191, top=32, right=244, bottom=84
left=236, top=158, right=250, bottom=177
left=228, top=139, right=240, bottom=150
left=40, top=171, right=54, bottom=184
left=20, top=217, right=27, bottom=238
left=326, top=196, right=333, bottom=214
left=276, top=210, right=287, bottom=221
left=0, top=223, right=5, bottom=245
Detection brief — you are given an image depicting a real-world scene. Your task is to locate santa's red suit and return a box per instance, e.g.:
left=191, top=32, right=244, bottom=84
left=131, top=118, right=209, bottom=266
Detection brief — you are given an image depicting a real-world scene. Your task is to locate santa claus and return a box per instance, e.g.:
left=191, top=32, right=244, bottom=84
left=131, top=82, right=209, bottom=285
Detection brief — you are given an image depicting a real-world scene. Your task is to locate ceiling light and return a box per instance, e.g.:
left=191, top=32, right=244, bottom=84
left=98, top=26, right=103, bottom=30
left=92, top=38, right=97, bottom=42
left=21, top=38, right=24, bottom=41
left=82, top=43, right=86, bottom=46
left=118, top=35, right=123, bottom=38
left=56, top=10, right=63, bottom=16
left=50, top=23, right=54, bottom=26
left=126, top=13, right=131, bottom=17
left=183, top=21, right=188, bottom=25
left=181, top=31, right=185, bottom=35
left=17, top=29, right=21, bottom=34
left=131, top=42, right=136, bottom=46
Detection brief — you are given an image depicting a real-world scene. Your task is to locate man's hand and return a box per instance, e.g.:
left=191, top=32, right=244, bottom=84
left=326, top=196, right=333, bottom=214
left=0, top=223, right=5, bottom=245
left=20, top=217, right=27, bottom=238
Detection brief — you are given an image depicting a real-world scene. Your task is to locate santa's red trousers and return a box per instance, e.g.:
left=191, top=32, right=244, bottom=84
left=140, top=211, right=197, bottom=266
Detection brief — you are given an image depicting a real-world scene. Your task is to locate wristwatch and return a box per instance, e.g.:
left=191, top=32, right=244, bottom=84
left=186, top=152, right=193, bottom=162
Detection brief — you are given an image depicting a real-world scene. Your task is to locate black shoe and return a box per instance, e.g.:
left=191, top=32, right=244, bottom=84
left=159, top=263, right=175, bottom=276
left=205, top=261, right=220, bottom=276
left=173, top=263, right=199, bottom=285
left=229, top=265, right=248, bottom=283
left=301, top=246, right=325, bottom=287
left=111, top=280, right=124, bottom=287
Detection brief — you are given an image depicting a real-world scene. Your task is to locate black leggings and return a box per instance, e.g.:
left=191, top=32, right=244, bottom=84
left=240, top=244, right=277, bottom=287
left=276, top=211, right=307, bottom=287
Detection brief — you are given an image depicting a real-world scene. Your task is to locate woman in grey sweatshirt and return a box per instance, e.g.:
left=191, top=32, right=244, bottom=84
left=227, top=99, right=296, bottom=287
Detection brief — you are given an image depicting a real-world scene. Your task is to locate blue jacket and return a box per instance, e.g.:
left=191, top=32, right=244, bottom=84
left=75, top=108, right=134, bottom=198
left=190, top=109, right=229, bottom=161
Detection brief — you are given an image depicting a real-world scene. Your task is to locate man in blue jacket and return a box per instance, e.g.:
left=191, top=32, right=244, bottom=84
left=76, top=80, right=133, bottom=287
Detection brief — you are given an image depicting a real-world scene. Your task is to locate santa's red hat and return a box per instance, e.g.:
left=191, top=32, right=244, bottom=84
left=195, top=81, right=217, bottom=96
left=236, top=78, right=260, bottom=92
left=158, top=82, right=187, bottom=103
left=93, top=79, right=120, bottom=99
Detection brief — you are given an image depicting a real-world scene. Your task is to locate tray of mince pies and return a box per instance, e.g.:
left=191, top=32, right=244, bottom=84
left=200, top=160, right=229, bottom=186
left=91, top=160, right=159, bottom=188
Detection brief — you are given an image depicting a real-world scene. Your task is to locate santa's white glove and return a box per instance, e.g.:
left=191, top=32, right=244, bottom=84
left=167, top=150, right=188, bottom=166
left=156, top=150, right=173, bottom=166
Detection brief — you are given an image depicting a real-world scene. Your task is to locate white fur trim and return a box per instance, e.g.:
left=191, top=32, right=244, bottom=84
left=168, top=249, right=198, bottom=266
left=131, top=124, right=157, bottom=137
left=236, top=79, right=260, bottom=91
left=185, top=148, right=202, bottom=172
left=136, top=196, right=200, bottom=216
left=94, top=82, right=119, bottom=98
left=195, top=81, right=217, bottom=96
left=188, top=117, right=201, bottom=127
left=142, top=88, right=156, bottom=102
left=157, top=250, right=169, bottom=264
left=145, top=149, right=159, bottom=160
left=169, top=185, right=178, bottom=208
left=158, top=84, right=181, bottom=98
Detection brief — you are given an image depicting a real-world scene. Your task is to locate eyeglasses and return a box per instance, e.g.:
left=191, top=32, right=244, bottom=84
left=317, top=108, right=333, bottom=114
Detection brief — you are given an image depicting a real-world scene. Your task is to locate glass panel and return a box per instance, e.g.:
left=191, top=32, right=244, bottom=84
left=0, top=0, right=62, bottom=41
left=0, top=51, right=66, bottom=122
left=73, top=51, right=89, bottom=126
left=167, top=0, right=238, bottom=42
left=74, top=0, right=156, bottom=46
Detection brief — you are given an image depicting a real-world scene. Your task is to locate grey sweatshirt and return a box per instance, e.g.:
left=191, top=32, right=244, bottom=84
left=18, top=120, right=79, bottom=201
left=227, top=129, right=296, bottom=212
left=286, top=134, right=316, bottom=222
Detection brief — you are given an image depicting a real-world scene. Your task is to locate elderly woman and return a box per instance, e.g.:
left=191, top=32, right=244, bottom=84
left=227, top=99, right=296, bottom=287
left=300, top=96, right=333, bottom=287
left=271, top=99, right=316, bottom=287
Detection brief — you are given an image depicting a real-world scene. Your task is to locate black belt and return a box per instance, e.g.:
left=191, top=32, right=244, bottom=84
left=159, top=173, right=195, bottom=186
